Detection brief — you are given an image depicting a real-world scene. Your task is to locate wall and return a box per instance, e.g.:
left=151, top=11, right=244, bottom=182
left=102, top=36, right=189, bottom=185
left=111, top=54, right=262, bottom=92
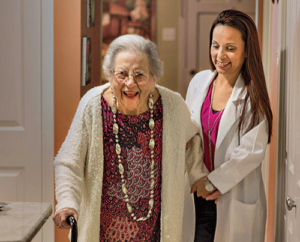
left=156, top=0, right=181, bottom=92
left=261, top=0, right=273, bottom=240
left=265, top=1, right=279, bottom=241
left=54, top=0, right=81, bottom=241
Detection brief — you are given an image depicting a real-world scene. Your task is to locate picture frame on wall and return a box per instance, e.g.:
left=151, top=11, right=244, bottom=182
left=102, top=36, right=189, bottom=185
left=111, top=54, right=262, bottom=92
left=101, top=0, right=156, bottom=83
left=82, top=37, right=92, bottom=86
left=87, top=0, right=95, bottom=27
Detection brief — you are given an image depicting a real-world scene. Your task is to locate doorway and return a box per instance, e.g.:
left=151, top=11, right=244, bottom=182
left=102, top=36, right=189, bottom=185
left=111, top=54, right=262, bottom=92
left=179, top=0, right=256, bottom=98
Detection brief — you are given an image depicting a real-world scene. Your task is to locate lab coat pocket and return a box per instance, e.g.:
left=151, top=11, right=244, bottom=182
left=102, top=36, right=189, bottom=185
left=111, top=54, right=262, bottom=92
left=229, top=198, right=260, bottom=242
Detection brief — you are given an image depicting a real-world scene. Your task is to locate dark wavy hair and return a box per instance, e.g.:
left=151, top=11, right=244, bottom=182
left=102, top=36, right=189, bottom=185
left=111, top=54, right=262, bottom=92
left=209, top=9, right=272, bottom=143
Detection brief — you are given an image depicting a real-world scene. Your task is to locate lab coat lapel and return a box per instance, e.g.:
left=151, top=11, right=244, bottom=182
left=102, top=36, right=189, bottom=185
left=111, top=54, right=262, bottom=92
left=191, top=71, right=217, bottom=141
left=215, top=74, right=246, bottom=150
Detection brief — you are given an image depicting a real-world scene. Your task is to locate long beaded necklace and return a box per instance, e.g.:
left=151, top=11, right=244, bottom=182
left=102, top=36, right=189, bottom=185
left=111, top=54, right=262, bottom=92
left=111, top=92, right=155, bottom=222
left=208, top=79, right=224, bottom=171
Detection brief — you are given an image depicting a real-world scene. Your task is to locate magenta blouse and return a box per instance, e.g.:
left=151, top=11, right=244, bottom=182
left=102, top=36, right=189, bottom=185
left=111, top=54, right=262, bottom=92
left=201, top=81, right=224, bottom=172
left=100, top=96, right=163, bottom=241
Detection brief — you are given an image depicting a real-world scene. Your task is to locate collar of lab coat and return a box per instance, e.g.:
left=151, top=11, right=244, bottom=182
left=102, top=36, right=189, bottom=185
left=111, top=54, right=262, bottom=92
left=190, top=70, right=246, bottom=150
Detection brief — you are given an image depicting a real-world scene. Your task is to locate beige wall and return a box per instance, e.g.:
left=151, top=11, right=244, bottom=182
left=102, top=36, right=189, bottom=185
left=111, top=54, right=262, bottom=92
left=54, top=0, right=81, bottom=241
left=156, top=0, right=181, bottom=92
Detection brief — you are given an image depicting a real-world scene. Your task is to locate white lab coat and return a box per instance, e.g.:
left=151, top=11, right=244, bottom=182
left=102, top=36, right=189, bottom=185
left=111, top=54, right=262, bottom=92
left=186, top=70, right=268, bottom=242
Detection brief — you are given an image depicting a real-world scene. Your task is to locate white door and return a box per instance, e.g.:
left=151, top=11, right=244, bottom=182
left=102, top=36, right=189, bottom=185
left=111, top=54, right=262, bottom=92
left=179, top=0, right=255, bottom=97
left=0, top=0, right=54, bottom=241
left=282, top=0, right=300, bottom=241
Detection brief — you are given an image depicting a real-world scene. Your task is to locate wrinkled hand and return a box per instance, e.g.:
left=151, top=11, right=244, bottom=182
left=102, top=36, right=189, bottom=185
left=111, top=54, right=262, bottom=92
left=206, top=190, right=221, bottom=204
left=52, top=208, right=78, bottom=230
left=190, top=177, right=211, bottom=199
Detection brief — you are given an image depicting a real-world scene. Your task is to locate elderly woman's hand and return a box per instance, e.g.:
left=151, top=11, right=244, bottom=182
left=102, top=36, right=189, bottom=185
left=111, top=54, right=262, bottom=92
left=52, top=208, right=78, bottom=230
left=190, top=177, right=212, bottom=198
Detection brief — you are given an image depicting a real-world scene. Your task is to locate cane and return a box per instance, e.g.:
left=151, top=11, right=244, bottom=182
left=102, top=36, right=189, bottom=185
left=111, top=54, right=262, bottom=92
left=66, top=215, right=78, bottom=242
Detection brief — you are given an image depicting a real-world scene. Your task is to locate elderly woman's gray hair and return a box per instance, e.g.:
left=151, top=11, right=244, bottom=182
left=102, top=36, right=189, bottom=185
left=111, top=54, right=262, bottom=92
left=103, top=34, right=164, bottom=80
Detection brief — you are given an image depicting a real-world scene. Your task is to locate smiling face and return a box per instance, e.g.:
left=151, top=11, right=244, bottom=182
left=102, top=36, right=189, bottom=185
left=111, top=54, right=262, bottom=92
left=211, top=24, right=246, bottom=81
left=109, top=50, right=156, bottom=115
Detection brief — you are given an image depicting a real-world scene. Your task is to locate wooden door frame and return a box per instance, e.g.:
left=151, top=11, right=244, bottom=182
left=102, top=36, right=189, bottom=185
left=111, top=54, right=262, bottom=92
left=41, top=0, right=54, bottom=240
left=178, top=0, right=189, bottom=98
left=274, top=0, right=287, bottom=238
left=262, top=0, right=288, bottom=241
left=274, top=0, right=288, bottom=241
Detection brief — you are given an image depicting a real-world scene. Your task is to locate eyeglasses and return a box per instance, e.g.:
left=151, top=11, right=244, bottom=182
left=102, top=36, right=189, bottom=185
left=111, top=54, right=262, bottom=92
left=112, top=70, right=149, bottom=86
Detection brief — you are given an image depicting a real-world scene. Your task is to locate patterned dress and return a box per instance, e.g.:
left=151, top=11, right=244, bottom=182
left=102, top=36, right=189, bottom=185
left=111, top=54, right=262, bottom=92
left=100, top=96, right=163, bottom=242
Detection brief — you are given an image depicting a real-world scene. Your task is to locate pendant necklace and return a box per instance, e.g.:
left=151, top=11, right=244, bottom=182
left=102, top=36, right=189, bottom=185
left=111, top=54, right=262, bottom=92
left=111, top=92, right=155, bottom=221
left=208, top=79, right=224, bottom=171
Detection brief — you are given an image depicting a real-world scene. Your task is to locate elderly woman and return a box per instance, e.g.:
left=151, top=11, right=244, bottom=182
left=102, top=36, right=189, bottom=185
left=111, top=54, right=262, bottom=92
left=52, top=34, right=207, bottom=241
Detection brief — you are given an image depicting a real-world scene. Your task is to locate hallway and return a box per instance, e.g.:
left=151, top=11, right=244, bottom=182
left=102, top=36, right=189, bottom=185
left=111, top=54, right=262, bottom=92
left=0, top=0, right=299, bottom=241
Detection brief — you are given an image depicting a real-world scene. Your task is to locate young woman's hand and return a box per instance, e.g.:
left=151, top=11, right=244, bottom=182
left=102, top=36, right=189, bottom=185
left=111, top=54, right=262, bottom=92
left=206, top=190, right=221, bottom=204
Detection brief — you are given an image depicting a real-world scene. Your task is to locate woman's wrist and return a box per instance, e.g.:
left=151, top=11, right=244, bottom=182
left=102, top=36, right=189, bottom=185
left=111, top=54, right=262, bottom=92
left=204, top=177, right=216, bottom=192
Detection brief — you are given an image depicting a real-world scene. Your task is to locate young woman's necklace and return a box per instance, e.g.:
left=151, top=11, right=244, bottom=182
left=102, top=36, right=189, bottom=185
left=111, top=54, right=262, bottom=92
left=111, top=92, right=155, bottom=221
left=208, top=79, right=224, bottom=171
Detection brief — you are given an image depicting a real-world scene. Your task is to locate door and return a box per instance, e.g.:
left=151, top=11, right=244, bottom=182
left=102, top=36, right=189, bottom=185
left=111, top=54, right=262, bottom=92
left=179, top=0, right=255, bottom=97
left=283, top=0, right=300, bottom=241
left=0, top=0, right=54, bottom=241
left=276, top=0, right=300, bottom=241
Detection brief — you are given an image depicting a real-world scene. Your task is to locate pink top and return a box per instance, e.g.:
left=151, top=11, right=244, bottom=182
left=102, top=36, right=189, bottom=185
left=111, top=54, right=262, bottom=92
left=201, top=81, right=224, bottom=172
left=100, top=96, right=163, bottom=241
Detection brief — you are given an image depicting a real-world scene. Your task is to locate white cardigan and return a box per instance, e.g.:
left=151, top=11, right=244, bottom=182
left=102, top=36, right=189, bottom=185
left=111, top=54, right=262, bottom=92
left=186, top=70, right=268, bottom=242
left=54, top=83, right=207, bottom=241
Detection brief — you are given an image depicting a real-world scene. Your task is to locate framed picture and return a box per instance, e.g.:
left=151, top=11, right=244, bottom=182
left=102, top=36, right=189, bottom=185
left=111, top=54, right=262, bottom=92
left=101, top=0, right=156, bottom=83
left=82, top=37, right=92, bottom=86
left=87, top=0, right=95, bottom=27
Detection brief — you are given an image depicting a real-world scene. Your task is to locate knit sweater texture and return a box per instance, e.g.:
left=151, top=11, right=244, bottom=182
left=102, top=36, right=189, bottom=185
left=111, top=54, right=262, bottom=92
left=54, top=83, right=207, bottom=241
